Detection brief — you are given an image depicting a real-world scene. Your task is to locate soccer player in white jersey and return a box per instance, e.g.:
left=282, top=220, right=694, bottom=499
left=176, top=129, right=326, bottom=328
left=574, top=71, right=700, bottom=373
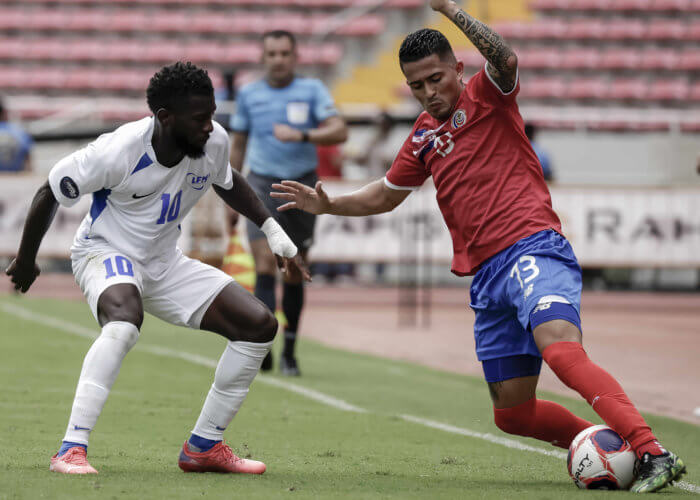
left=5, top=62, right=309, bottom=475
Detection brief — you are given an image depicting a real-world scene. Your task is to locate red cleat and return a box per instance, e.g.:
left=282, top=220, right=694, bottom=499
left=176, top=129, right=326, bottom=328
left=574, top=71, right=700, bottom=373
left=177, top=441, right=266, bottom=474
left=50, top=447, right=98, bottom=474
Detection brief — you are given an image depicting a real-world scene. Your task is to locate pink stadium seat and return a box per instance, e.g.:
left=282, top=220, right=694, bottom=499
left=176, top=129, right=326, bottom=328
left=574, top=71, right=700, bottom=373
left=615, top=0, right=653, bottom=10
left=650, top=0, right=691, bottom=11
left=454, top=50, right=484, bottom=68
left=143, top=41, right=187, bottom=63
left=0, top=67, right=26, bottom=89
left=111, top=10, right=151, bottom=32
left=567, top=78, right=607, bottom=99
left=561, top=48, right=600, bottom=69
left=688, top=20, right=700, bottom=41
left=679, top=48, right=700, bottom=70
left=600, top=48, right=642, bottom=70
left=567, top=19, right=607, bottom=39
left=647, top=20, right=687, bottom=41
left=639, top=48, right=680, bottom=71
left=608, top=79, right=649, bottom=100
left=0, top=9, right=25, bottom=29
left=520, top=77, right=567, bottom=99
left=0, top=38, right=26, bottom=59
left=648, top=79, right=690, bottom=100
left=604, top=19, right=646, bottom=40
left=519, top=48, right=561, bottom=69
left=690, top=81, right=700, bottom=101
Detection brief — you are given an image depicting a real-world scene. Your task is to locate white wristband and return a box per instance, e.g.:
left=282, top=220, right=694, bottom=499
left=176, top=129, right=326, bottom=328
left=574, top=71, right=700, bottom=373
left=260, top=218, right=298, bottom=258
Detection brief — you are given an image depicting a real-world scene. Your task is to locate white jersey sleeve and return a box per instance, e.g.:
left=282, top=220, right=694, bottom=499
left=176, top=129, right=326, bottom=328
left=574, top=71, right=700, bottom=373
left=210, top=121, right=233, bottom=190
left=48, top=132, right=129, bottom=207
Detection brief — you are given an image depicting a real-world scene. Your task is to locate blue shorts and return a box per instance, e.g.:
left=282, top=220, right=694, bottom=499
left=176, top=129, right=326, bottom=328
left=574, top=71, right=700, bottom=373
left=469, top=230, right=582, bottom=381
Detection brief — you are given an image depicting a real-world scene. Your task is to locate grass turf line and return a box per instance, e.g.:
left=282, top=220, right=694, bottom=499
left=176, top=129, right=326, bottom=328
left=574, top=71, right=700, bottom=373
left=1, top=296, right=698, bottom=499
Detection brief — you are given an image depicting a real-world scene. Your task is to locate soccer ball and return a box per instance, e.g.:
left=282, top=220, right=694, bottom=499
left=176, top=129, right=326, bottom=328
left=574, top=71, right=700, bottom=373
left=567, top=425, right=638, bottom=490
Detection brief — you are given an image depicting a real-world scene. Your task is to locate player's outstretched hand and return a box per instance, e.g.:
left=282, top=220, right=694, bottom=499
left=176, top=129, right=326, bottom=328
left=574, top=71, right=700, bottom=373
left=276, top=254, right=312, bottom=282
left=5, top=258, right=40, bottom=293
left=273, top=124, right=303, bottom=143
left=270, top=180, right=330, bottom=214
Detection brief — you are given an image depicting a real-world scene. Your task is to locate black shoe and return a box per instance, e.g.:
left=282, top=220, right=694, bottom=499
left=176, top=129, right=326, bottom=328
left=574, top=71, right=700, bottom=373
left=629, top=452, right=686, bottom=493
left=260, top=352, right=273, bottom=372
left=279, top=355, right=301, bottom=376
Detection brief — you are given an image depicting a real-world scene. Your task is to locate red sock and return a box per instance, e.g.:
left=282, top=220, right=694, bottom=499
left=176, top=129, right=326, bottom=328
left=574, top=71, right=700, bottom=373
left=494, top=397, right=593, bottom=449
left=542, top=341, right=664, bottom=459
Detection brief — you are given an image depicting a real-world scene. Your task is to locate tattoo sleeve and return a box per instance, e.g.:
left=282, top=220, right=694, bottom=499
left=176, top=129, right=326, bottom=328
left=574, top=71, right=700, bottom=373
left=449, top=8, right=518, bottom=93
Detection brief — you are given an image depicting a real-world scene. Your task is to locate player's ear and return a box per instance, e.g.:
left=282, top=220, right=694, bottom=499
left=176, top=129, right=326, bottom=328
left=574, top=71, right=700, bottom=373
left=156, top=108, right=172, bottom=126
left=455, top=61, right=464, bottom=81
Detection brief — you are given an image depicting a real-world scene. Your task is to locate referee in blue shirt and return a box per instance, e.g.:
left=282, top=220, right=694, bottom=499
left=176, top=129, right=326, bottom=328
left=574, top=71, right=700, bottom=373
left=230, top=30, right=348, bottom=376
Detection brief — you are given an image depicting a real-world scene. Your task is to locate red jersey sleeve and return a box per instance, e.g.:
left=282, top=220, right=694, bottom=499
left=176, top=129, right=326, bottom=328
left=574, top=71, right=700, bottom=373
left=468, top=62, right=520, bottom=107
left=384, top=120, right=430, bottom=190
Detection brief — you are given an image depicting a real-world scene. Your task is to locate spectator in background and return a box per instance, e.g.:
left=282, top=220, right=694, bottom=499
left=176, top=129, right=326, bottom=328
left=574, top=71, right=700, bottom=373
left=0, top=96, right=33, bottom=172
left=525, top=122, right=553, bottom=182
left=314, top=144, right=354, bottom=283
left=353, top=111, right=397, bottom=179
left=214, top=70, right=237, bottom=131
left=229, top=30, right=348, bottom=376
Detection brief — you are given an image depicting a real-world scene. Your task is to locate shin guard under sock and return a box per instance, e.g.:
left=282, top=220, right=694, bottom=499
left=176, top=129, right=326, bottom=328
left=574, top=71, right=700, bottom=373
left=543, top=341, right=661, bottom=458
left=494, top=397, right=593, bottom=449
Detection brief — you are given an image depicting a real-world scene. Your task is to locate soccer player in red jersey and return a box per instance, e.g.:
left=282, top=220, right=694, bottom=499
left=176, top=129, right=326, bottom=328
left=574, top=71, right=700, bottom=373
left=271, top=0, right=686, bottom=492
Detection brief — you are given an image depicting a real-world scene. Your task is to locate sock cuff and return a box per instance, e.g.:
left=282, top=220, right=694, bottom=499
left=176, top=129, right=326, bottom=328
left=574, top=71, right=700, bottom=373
left=226, top=339, right=273, bottom=357
left=493, top=397, right=537, bottom=415
left=542, top=341, right=585, bottom=361
left=101, top=321, right=140, bottom=348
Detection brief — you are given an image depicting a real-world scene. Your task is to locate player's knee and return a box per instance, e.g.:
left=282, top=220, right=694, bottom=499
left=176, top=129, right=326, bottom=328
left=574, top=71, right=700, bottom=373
left=98, top=289, right=143, bottom=328
left=249, top=307, right=278, bottom=343
left=493, top=401, right=535, bottom=437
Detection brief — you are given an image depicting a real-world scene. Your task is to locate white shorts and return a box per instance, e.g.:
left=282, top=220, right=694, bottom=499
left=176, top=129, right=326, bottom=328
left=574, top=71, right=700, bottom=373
left=72, top=245, right=233, bottom=329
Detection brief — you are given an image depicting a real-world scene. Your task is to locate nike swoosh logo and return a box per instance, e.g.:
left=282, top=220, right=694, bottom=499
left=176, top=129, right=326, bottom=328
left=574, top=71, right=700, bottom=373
left=74, top=426, right=91, bottom=430
left=132, top=191, right=156, bottom=199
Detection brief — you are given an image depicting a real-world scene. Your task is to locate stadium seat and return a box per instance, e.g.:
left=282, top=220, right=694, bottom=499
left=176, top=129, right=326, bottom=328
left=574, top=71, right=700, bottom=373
left=520, top=77, right=567, bottom=99
left=567, top=78, right=608, bottom=99
left=648, top=79, right=690, bottom=100
left=561, top=48, right=600, bottom=69
left=638, top=48, right=680, bottom=71
left=608, top=79, right=649, bottom=100
left=647, top=20, right=687, bottom=41
left=599, top=49, right=642, bottom=70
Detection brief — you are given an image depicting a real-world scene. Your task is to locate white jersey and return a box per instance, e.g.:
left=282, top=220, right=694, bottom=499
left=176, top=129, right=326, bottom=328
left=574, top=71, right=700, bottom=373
left=48, top=117, right=233, bottom=277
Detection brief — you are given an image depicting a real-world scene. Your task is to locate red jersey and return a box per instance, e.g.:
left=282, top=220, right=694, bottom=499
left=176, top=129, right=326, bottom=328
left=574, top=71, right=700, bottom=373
left=385, top=65, right=561, bottom=276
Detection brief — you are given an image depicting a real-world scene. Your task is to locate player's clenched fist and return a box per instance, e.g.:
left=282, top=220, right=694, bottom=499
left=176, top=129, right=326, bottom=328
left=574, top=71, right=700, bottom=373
left=5, top=258, right=40, bottom=293
left=270, top=180, right=331, bottom=215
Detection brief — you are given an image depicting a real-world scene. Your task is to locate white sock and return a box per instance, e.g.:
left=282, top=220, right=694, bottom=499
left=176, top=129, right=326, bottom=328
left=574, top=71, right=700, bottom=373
left=191, top=340, right=272, bottom=441
left=63, top=321, right=140, bottom=445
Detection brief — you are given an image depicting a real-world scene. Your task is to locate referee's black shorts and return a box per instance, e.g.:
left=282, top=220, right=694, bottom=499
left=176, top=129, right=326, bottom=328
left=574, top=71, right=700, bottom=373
left=246, top=170, right=317, bottom=252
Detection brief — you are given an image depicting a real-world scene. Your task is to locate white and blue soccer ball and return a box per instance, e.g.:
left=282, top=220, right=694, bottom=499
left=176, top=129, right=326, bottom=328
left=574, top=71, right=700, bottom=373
left=567, top=425, right=638, bottom=490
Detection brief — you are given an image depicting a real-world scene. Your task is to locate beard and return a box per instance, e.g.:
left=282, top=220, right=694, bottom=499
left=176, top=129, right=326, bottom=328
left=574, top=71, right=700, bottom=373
left=173, top=128, right=206, bottom=159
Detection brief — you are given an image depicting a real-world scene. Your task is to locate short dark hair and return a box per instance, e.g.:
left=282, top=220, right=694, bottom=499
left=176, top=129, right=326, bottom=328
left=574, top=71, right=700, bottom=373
left=399, top=28, right=455, bottom=67
left=146, top=61, right=213, bottom=114
left=262, top=30, right=297, bottom=50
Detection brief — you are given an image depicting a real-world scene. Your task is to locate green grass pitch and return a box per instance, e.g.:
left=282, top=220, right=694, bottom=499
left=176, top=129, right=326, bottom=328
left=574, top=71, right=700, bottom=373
left=1, top=296, right=698, bottom=499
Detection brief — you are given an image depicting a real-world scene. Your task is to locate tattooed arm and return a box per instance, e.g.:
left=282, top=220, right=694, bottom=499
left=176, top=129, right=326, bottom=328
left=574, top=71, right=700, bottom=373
left=430, top=0, right=518, bottom=93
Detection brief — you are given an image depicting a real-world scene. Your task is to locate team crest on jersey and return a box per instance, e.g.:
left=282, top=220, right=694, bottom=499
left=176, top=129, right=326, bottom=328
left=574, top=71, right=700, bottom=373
left=451, top=109, right=467, bottom=129
left=186, top=173, right=209, bottom=190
